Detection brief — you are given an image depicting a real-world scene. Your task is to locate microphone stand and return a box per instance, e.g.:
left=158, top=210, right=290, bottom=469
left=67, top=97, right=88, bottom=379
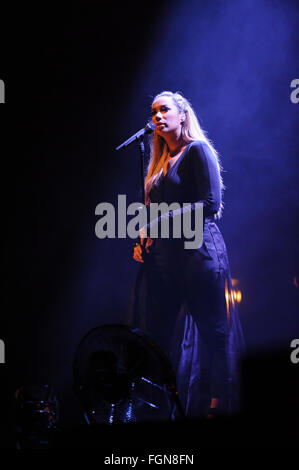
left=116, top=122, right=154, bottom=204
left=137, top=136, right=145, bottom=205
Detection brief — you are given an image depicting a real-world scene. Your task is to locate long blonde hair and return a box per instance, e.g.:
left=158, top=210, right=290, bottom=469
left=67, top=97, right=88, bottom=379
left=145, top=91, right=224, bottom=218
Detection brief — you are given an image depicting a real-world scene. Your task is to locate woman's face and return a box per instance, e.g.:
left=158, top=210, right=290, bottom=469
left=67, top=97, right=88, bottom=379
left=151, top=96, right=183, bottom=137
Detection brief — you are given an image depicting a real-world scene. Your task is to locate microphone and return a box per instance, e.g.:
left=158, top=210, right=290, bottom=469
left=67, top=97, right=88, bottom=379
left=115, top=122, right=156, bottom=151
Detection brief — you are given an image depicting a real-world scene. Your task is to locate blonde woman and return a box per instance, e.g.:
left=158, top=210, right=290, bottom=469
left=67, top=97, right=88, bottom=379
left=129, top=91, right=245, bottom=418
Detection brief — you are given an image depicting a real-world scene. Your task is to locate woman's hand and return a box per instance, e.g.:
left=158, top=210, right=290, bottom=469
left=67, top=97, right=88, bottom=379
left=133, top=243, right=144, bottom=263
left=140, top=227, right=154, bottom=254
left=132, top=228, right=154, bottom=263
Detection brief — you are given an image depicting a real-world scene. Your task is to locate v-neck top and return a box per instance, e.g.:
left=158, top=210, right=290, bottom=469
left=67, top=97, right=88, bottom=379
left=147, top=140, right=221, bottom=231
left=163, top=145, right=188, bottom=177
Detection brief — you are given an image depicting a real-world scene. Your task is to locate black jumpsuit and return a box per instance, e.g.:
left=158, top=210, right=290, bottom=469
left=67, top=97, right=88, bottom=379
left=127, top=140, right=245, bottom=417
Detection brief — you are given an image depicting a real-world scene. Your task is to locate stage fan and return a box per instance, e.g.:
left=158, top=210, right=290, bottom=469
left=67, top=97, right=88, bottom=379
left=73, top=324, right=184, bottom=424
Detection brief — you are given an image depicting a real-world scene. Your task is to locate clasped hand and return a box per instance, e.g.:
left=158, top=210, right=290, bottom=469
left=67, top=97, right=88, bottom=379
left=133, top=227, right=154, bottom=263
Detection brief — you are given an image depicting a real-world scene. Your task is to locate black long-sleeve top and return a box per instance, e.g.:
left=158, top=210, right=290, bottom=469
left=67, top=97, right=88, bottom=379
left=146, top=140, right=221, bottom=237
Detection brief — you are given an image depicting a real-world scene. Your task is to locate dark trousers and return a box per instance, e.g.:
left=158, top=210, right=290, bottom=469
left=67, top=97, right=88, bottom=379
left=145, top=229, right=230, bottom=414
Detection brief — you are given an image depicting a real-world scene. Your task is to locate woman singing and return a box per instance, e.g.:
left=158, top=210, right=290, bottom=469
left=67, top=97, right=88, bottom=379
left=128, top=91, right=245, bottom=418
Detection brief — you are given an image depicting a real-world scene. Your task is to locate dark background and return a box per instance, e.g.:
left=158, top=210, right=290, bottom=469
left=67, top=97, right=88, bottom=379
left=0, top=0, right=298, bottom=448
